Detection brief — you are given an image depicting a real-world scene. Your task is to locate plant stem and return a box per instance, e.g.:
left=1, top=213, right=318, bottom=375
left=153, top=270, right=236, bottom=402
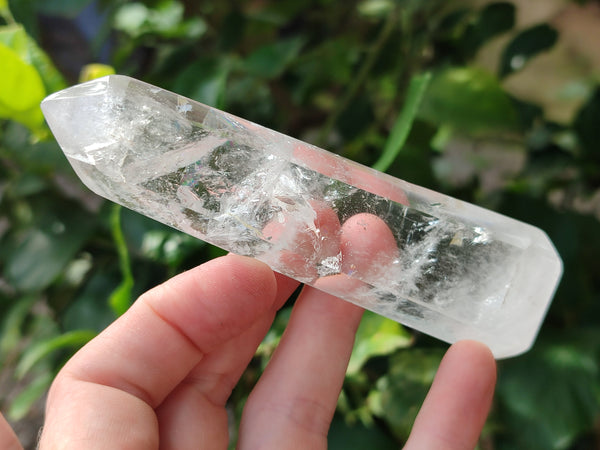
left=372, top=72, right=431, bottom=172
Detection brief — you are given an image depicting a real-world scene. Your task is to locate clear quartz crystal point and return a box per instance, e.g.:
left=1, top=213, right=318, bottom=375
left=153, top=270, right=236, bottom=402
left=41, top=75, right=562, bottom=358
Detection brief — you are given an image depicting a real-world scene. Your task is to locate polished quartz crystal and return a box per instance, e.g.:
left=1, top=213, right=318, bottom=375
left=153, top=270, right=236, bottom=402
left=41, top=75, right=563, bottom=358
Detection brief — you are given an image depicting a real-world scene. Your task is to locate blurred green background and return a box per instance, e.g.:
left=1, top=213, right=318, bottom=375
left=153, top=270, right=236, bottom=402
left=1, top=0, right=599, bottom=448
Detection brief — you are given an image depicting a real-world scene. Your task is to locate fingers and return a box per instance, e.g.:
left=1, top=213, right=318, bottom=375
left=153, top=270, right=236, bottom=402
left=239, top=212, right=397, bottom=449
left=155, top=314, right=279, bottom=450
left=154, top=272, right=299, bottom=450
left=404, top=340, right=497, bottom=450
left=340, top=213, right=398, bottom=278
left=0, top=413, right=22, bottom=450
left=263, top=201, right=342, bottom=281
left=40, top=254, right=280, bottom=449
left=238, top=285, right=364, bottom=450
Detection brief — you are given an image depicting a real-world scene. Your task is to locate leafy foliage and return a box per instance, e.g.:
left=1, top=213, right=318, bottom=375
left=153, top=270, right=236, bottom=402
left=1, top=1, right=599, bottom=448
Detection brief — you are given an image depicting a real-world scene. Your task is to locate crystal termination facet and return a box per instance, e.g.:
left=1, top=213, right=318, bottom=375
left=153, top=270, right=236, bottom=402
left=41, top=75, right=563, bottom=358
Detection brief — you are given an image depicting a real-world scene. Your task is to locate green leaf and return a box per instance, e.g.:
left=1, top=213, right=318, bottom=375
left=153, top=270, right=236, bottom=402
left=0, top=295, right=37, bottom=361
left=347, top=311, right=412, bottom=376
left=174, top=56, right=230, bottom=108
left=369, top=349, right=444, bottom=441
left=3, top=202, right=95, bottom=292
left=499, top=24, right=559, bottom=78
left=150, top=1, right=188, bottom=36
left=140, top=229, right=204, bottom=268
left=15, top=330, right=96, bottom=379
left=244, top=36, right=305, bottom=79
left=418, top=66, right=517, bottom=133
left=0, top=41, right=45, bottom=132
left=477, top=2, right=515, bottom=40
left=0, top=0, right=11, bottom=23
left=496, top=342, right=600, bottom=449
left=372, top=72, right=431, bottom=172
left=114, top=1, right=206, bottom=40
left=291, top=37, right=357, bottom=104
left=79, top=63, right=116, bottom=82
left=460, top=2, right=515, bottom=56
left=8, top=372, right=53, bottom=421
left=357, top=0, right=394, bottom=18
left=62, top=271, right=120, bottom=333
left=1, top=122, right=70, bottom=173
left=0, top=25, right=67, bottom=95
left=574, top=87, right=600, bottom=162
left=328, top=415, right=397, bottom=449
left=114, top=2, right=149, bottom=36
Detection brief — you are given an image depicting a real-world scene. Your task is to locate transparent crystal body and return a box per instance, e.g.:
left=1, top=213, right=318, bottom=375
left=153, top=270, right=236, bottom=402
left=41, top=75, right=562, bottom=358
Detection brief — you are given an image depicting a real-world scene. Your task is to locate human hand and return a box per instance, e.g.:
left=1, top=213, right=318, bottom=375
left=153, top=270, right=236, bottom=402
left=2, top=253, right=495, bottom=449
left=3, top=187, right=495, bottom=449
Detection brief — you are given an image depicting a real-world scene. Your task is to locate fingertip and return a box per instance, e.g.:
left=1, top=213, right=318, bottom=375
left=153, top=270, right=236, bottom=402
left=405, top=340, right=497, bottom=450
left=444, top=340, right=497, bottom=382
left=448, top=339, right=496, bottom=360
left=262, top=201, right=341, bottom=282
left=218, top=253, right=278, bottom=299
left=199, top=253, right=280, bottom=317
left=435, top=340, right=497, bottom=405
left=340, top=213, right=397, bottom=277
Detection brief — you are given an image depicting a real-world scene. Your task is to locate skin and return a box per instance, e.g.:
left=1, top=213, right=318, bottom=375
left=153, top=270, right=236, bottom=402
left=1, top=213, right=496, bottom=449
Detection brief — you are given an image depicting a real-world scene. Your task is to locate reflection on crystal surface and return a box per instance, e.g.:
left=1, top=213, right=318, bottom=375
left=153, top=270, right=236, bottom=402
left=41, top=75, right=563, bottom=358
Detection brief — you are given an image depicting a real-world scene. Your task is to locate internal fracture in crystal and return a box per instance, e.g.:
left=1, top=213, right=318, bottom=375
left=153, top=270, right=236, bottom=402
left=41, top=75, right=563, bottom=358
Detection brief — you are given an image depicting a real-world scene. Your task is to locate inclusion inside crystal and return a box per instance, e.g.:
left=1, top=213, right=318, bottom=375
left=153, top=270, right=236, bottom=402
left=41, top=75, right=563, bottom=358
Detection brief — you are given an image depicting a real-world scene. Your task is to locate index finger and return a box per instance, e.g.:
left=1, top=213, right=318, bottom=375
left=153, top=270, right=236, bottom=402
left=40, top=254, right=279, bottom=448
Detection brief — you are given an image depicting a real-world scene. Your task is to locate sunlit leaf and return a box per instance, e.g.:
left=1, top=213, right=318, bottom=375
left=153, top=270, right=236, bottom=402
left=114, top=2, right=149, bottom=36
left=114, top=1, right=206, bottom=39
left=357, top=0, right=394, bottom=18
left=347, top=311, right=412, bottom=375
left=418, top=66, right=517, bottom=132
left=79, top=63, right=116, bottom=82
left=0, top=25, right=67, bottom=94
left=0, top=41, right=45, bottom=132
left=369, top=349, right=444, bottom=441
